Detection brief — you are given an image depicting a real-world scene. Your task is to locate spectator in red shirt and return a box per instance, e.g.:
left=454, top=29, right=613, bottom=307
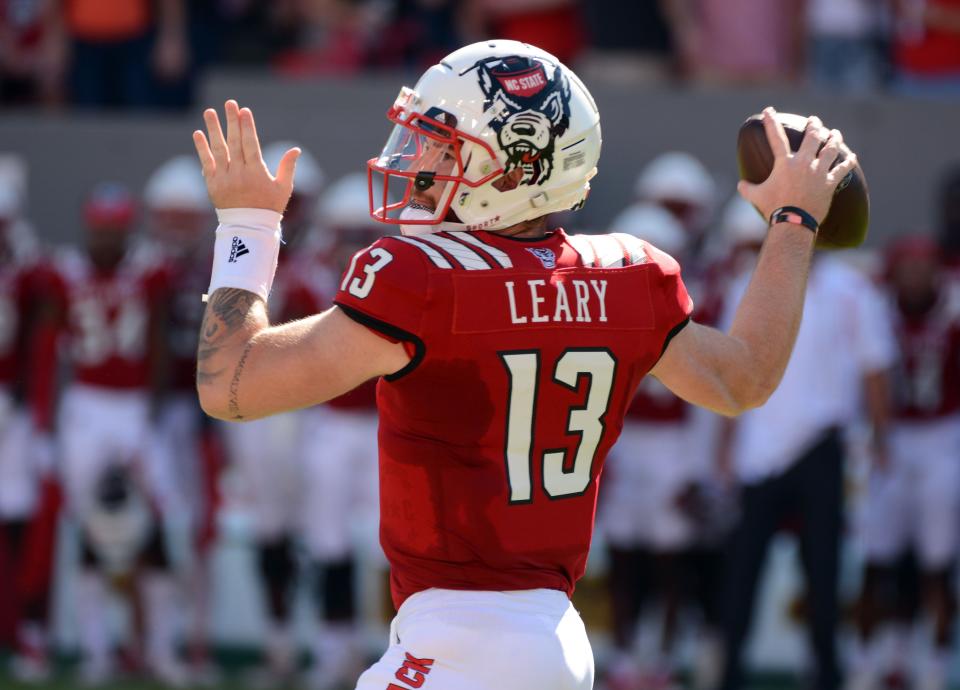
left=892, top=0, right=960, bottom=97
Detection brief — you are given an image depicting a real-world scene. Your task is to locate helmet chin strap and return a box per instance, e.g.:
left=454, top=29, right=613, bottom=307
left=399, top=204, right=468, bottom=237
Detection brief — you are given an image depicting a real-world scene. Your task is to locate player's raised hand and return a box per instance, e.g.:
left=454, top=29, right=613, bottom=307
left=737, top=107, right=858, bottom=226
left=192, top=100, right=300, bottom=213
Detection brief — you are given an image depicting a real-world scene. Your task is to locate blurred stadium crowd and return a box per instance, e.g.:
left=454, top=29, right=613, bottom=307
left=1, top=2, right=960, bottom=690
left=2, top=0, right=960, bottom=109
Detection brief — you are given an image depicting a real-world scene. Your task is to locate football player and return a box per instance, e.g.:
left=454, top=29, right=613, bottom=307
left=303, top=173, right=384, bottom=689
left=852, top=235, right=960, bottom=690
left=0, top=179, right=59, bottom=682
left=597, top=203, right=693, bottom=689
left=218, top=143, right=326, bottom=686
left=142, top=154, right=220, bottom=681
left=191, top=40, right=856, bottom=690
left=48, top=183, right=180, bottom=685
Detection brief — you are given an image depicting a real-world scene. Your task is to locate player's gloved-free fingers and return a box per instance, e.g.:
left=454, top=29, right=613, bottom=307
left=827, top=153, right=858, bottom=186
left=274, top=147, right=301, bottom=191
left=193, top=130, right=215, bottom=178
left=815, top=137, right=841, bottom=170
left=204, top=108, right=228, bottom=165
left=796, top=117, right=824, bottom=161
left=239, top=108, right=263, bottom=165
left=225, top=100, right=244, bottom=164
left=736, top=179, right=761, bottom=210
left=760, top=107, right=790, bottom=160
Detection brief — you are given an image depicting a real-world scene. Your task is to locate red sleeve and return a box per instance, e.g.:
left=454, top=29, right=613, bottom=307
left=333, top=237, right=430, bottom=379
left=25, top=263, right=63, bottom=431
left=644, top=242, right=694, bottom=356
left=334, top=236, right=429, bottom=335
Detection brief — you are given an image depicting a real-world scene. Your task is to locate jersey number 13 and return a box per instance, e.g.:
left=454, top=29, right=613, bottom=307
left=500, top=349, right=616, bottom=504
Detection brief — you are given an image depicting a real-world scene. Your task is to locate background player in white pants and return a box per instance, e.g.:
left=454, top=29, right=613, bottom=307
left=49, top=183, right=180, bottom=685
left=853, top=235, right=960, bottom=690
left=300, top=173, right=385, bottom=689
left=142, top=154, right=220, bottom=680
left=219, top=143, right=324, bottom=684
left=599, top=203, right=695, bottom=690
left=0, top=179, right=60, bottom=681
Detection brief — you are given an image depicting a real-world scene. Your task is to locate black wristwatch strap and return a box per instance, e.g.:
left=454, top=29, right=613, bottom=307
left=769, top=206, right=819, bottom=233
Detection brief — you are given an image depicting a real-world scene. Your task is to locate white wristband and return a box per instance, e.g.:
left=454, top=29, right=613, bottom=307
left=206, top=208, right=283, bottom=303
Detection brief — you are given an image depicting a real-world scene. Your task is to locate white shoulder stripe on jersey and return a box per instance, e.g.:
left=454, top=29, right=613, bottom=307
left=609, top=233, right=649, bottom=265
left=589, top=234, right=627, bottom=268
left=418, top=234, right=491, bottom=270
left=445, top=232, right=514, bottom=268
left=567, top=234, right=597, bottom=267
left=393, top=236, right=453, bottom=269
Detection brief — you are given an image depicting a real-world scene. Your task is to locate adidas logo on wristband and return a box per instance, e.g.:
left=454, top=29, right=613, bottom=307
left=228, top=236, right=250, bottom=262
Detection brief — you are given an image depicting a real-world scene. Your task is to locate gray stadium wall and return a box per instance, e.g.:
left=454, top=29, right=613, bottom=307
left=1, top=71, right=958, bottom=247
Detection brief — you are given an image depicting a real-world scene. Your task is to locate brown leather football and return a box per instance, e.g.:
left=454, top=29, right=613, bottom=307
left=737, top=112, right=869, bottom=249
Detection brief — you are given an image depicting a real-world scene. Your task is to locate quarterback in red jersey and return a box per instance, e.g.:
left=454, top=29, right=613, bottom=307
left=191, top=40, right=857, bottom=690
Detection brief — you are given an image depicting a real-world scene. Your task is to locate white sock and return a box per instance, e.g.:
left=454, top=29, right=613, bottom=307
left=141, top=572, right=182, bottom=667
left=76, top=570, right=111, bottom=669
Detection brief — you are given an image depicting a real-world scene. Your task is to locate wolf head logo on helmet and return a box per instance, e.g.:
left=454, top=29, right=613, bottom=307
left=472, top=55, right=572, bottom=189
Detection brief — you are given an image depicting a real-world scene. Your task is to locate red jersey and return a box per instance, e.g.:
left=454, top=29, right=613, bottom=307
left=0, top=258, right=35, bottom=388
left=161, top=251, right=211, bottom=392
left=624, top=375, right=686, bottom=422
left=891, top=294, right=960, bottom=421
left=334, top=229, right=692, bottom=607
left=0, top=238, right=58, bottom=427
left=51, top=248, right=168, bottom=390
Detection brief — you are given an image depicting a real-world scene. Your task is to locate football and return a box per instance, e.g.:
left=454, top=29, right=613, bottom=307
left=736, top=112, right=869, bottom=249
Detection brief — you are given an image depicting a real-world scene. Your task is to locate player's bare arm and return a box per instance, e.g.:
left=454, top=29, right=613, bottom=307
left=193, top=101, right=409, bottom=421
left=651, top=108, right=858, bottom=416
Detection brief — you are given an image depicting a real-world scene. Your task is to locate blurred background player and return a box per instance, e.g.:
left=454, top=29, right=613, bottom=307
left=220, top=142, right=324, bottom=687
left=850, top=234, right=960, bottom=690
left=714, top=213, right=895, bottom=690
left=303, top=172, right=384, bottom=689
left=142, top=153, right=220, bottom=681
left=634, top=151, right=717, bottom=261
left=598, top=202, right=694, bottom=690
left=0, top=169, right=59, bottom=682
left=615, top=153, right=730, bottom=690
left=47, top=183, right=181, bottom=685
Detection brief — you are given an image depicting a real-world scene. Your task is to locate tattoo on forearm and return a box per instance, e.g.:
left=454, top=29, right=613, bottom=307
left=228, top=342, right=254, bottom=420
left=196, top=288, right=260, bottom=393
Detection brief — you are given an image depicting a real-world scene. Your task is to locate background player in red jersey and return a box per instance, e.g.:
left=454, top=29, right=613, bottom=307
left=0, top=181, right=59, bottom=682
left=190, top=40, right=857, bottom=690
left=301, top=173, right=383, bottom=690
left=217, top=141, right=329, bottom=687
left=142, top=153, right=220, bottom=682
left=47, top=183, right=181, bottom=685
left=598, top=203, right=697, bottom=690
left=852, top=235, right=960, bottom=690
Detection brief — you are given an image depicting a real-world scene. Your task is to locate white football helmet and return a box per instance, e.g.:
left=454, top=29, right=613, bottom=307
left=609, top=202, right=688, bottom=258
left=144, top=154, right=208, bottom=212
left=635, top=151, right=716, bottom=209
left=367, top=40, right=601, bottom=235
left=720, top=195, right=767, bottom=247
left=263, top=141, right=324, bottom=198
left=317, top=173, right=379, bottom=230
